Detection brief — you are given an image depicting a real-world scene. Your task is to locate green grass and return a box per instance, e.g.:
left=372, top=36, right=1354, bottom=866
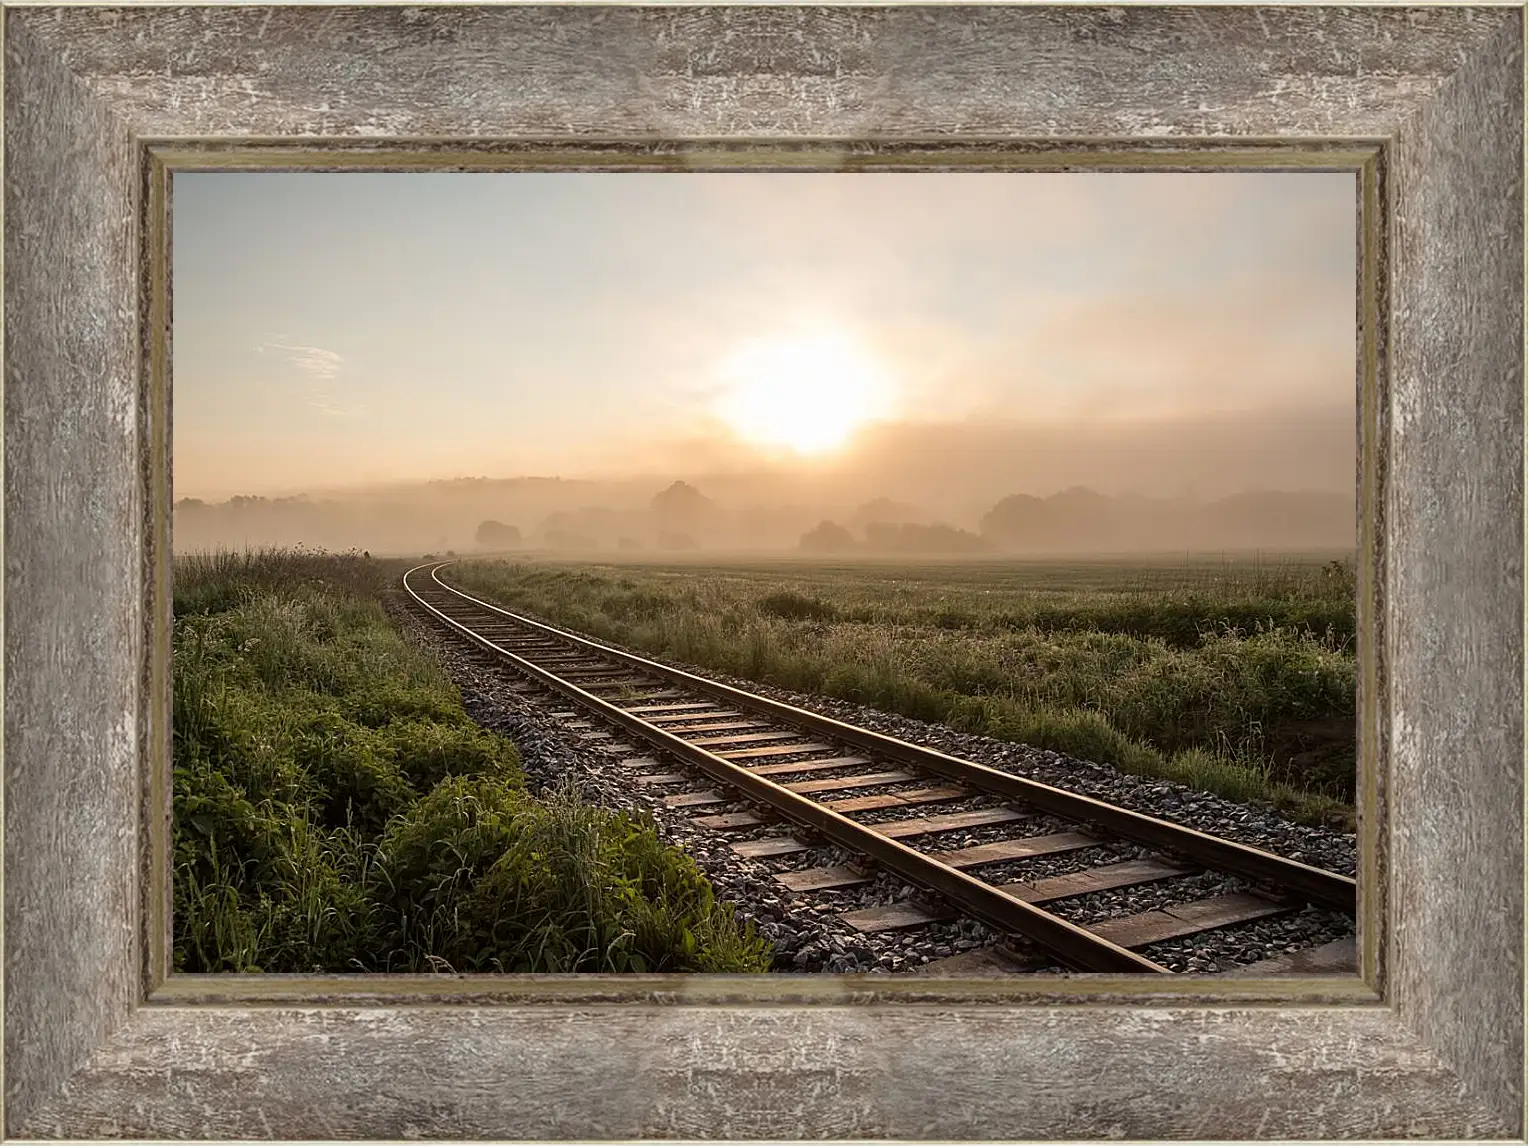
left=173, top=548, right=770, bottom=973
left=447, top=554, right=1358, bottom=829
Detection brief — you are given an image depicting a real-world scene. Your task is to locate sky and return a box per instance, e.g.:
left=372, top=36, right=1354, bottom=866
left=172, top=170, right=1356, bottom=502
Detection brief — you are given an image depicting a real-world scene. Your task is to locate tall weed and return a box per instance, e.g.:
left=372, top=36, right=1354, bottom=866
left=173, top=547, right=767, bottom=972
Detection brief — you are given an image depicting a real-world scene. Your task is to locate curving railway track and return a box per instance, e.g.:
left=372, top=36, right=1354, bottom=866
left=404, top=561, right=1356, bottom=975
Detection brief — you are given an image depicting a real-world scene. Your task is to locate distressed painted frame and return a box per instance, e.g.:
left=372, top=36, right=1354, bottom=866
left=3, top=4, right=1522, bottom=1139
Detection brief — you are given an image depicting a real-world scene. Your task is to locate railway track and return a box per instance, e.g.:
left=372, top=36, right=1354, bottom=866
left=403, top=561, right=1356, bottom=975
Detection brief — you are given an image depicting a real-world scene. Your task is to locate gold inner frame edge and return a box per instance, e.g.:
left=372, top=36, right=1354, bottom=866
left=143, top=138, right=1387, bottom=1008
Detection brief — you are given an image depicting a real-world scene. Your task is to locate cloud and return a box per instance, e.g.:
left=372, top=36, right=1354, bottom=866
left=253, top=340, right=368, bottom=417
left=307, top=394, right=369, bottom=419
left=258, top=341, right=345, bottom=380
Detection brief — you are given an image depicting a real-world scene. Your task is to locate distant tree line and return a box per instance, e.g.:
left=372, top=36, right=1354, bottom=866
left=798, top=519, right=987, bottom=555
left=176, top=477, right=1352, bottom=559
left=977, top=487, right=1354, bottom=552
left=798, top=486, right=1354, bottom=555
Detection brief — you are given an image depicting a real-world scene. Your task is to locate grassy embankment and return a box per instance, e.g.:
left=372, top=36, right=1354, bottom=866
left=173, top=548, right=770, bottom=973
left=449, top=555, right=1358, bottom=829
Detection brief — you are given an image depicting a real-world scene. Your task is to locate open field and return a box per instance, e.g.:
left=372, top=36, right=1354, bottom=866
left=172, top=548, right=770, bottom=973
left=448, top=553, right=1358, bottom=829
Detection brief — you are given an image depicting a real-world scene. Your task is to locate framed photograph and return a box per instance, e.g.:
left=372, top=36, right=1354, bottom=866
left=4, top=3, right=1522, bottom=1139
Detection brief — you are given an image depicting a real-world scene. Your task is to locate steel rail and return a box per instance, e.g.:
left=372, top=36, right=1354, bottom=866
left=423, top=563, right=1358, bottom=914
left=403, top=563, right=1171, bottom=974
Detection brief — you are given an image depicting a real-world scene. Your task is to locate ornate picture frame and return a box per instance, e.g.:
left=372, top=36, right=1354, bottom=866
left=4, top=4, right=1522, bottom=1138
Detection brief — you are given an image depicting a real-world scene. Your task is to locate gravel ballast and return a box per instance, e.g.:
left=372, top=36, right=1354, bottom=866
left=390, top=590, right=1359, bottom=976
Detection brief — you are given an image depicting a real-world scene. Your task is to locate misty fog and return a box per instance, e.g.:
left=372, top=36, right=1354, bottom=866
left=173, top=170, right=1358, bottom=557
left=173, top=403, right=1355, bottom=557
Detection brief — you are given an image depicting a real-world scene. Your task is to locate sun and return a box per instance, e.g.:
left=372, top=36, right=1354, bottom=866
left=713, top=332, right=888, bottom=455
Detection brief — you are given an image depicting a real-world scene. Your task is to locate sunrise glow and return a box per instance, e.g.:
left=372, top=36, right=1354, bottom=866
left=714, top=332, right=888, bottom=455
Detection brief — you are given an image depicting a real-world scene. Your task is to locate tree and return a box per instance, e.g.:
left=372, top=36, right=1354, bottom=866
left=798, top=521, right=856, bottom=554
left=657, top=531, right=697, bottom=551
left=979, top=493, right=1052, bottom=547
left=475, top=520, right=521, bottom=550
left=650, top=480, right=718, bottom=536
left=979, top=487, right=1116, bottom=551
left=865, top=521, right=987, bottom=554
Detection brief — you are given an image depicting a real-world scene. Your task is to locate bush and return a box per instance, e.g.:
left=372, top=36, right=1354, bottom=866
left=339, top=682, right=467, bottom=729
left=758, top=589, right=838, bottom=622
left=384, top=718, right=523, bottom=793
left=172, top=547, right=768, bottom=973
left=371, top=777, right=771, bottom=973
left=292, top=712, right=419, bottom=837
left=173, top=762, right=378, bottom=973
